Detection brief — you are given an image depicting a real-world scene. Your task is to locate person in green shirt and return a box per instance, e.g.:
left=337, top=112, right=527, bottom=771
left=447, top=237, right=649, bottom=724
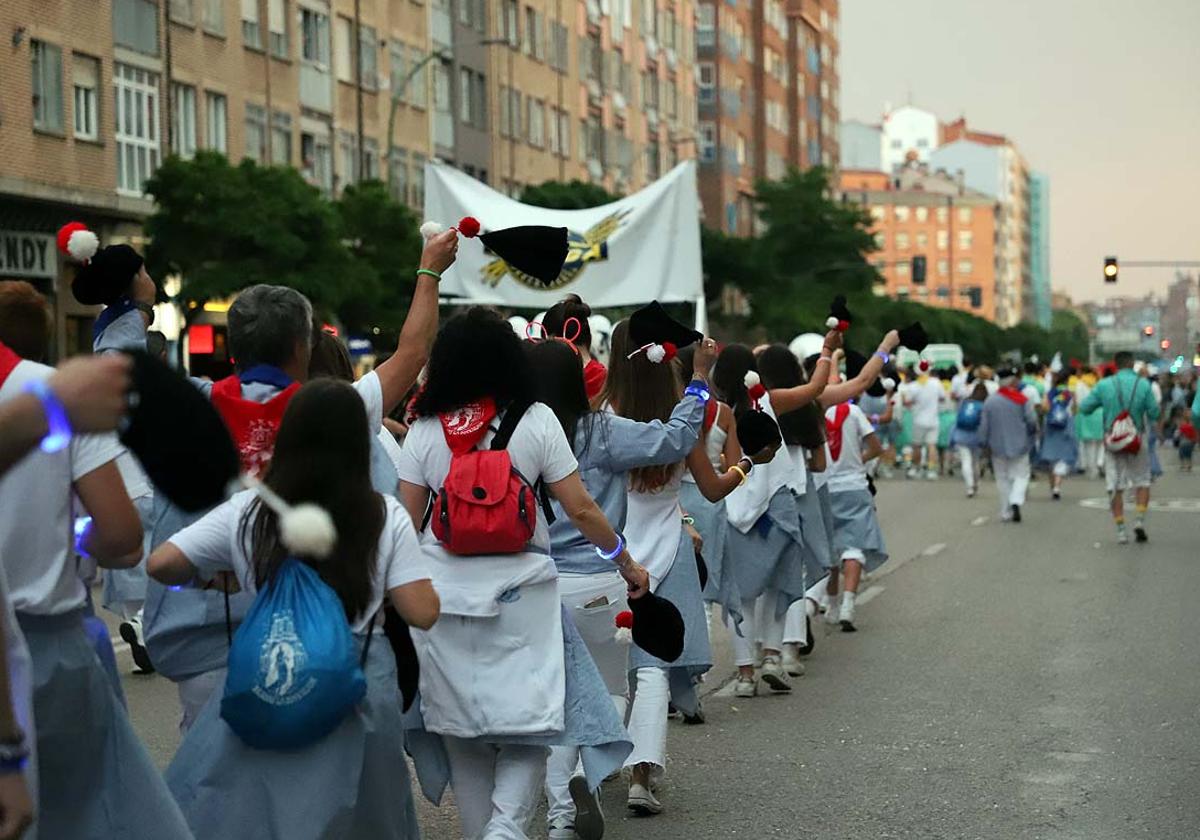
left=1079, top=352, right=1161, bottom=544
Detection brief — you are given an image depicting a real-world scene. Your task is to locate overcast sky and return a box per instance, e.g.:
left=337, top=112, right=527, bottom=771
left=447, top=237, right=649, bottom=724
left=839, top=0, right=1200, bottom=304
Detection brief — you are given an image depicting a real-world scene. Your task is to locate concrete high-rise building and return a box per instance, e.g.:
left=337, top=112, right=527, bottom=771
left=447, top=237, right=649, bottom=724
left=696, top=0, right=840, bottom=236
left=931, top=118, right=1031, bottom=328
left=879, top=104, right=937, bottom=174
left=841, top=164, right=999, bottom=322
left=1028, top=171, right=1051, bottom=329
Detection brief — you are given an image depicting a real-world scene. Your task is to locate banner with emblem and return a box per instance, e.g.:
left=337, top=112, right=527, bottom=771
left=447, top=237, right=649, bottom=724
left=424, top=160, right=703, bottom=309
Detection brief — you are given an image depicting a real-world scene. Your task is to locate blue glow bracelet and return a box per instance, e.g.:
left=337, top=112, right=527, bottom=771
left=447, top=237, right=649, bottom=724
left=74, top=516, right=93, bottom=558
left=684, top=380, right=711, bottom=402
left=23, top=379, right=72, bottom=453
left=595, top=532, right=626, bottom=562
left=875, top=350, right=891, bottom=365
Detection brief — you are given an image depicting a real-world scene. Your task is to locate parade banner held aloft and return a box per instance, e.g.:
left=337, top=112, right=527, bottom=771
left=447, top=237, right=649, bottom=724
left=423, top=160, right=703, bottom=310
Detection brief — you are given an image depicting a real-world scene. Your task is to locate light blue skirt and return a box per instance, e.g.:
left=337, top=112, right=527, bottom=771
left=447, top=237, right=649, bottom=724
left=1038, top=426, right=1078, bottom=468
left=679, top=482, right=740, bottom=620
left=406, top=605, right=633, bottom=803
left=626, top=526, right=713, bottom=715
left=827, top=488, right=889, bottom=572
left=167, top=637, right=419, bottom=839
left=724, top=488, right=808, bottom=619
left=19, top=611, right=193, bottom=840
left=794, top=475, right=833, bottom=582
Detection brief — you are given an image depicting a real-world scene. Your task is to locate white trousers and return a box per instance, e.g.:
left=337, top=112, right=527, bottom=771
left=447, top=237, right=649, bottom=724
left=545, top=572, right=630, bottom=825
left=445, top=737, right=549, bottom=840
left=1080, top=439, right=1103, bottom=479
left=728, top=592, right=785, bottom=667
left=624, top=667, right=669, bottom=769
left=957, top=446, right=978, bottom=491
left=993, top=454, right=1031, bottom=517
left=783, top=596, right=816, bottom=645
left=177, top=667, right=226, bottom=734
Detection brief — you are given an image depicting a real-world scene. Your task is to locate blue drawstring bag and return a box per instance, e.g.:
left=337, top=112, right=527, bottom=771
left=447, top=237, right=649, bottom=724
left=956, top=400, right=982, bottom=431
left=221, top=558, right=369, bottom=750
left=1047, top=398, right=1071, bottom=430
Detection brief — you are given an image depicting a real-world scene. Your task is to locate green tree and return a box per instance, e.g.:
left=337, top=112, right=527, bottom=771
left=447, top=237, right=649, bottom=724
left=519, top=179, right=622, bottom=209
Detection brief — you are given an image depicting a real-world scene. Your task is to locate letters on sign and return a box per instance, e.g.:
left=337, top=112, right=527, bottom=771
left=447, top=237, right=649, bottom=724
left=0, top=232, right=56, bottom=280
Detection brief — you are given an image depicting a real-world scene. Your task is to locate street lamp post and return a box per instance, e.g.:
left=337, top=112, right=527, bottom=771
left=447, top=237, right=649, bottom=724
left=386, top=38, right=507, bottom=197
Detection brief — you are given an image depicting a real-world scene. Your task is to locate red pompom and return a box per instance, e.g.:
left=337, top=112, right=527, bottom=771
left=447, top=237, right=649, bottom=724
left=457, top=216, right=481, bottom=238
left=661, top=341, right=678, bottom=362
left=56, top=221, right=89, bottom=256
left=837, top=319, right=850, bottom=332
left=747, top=383, right=767, bottom=401
left=614, top=610, right=634, bottom=629
left=918, top=360, right=931, bottom=372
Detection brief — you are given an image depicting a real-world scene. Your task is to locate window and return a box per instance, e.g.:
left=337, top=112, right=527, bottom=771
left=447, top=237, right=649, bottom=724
left=31, top=41, right=64, bottom=133
left=936, top=286, right=950, bottom=299
left=735, top=134, right=746, bottom=166
left=72, top=54, right=100, bottom=141
left=359, top=26, right=378, bottom=90
left=697, top=3, right=715, bottom=32
left=528, top=99, right=544, bottom=147
left=459, top=68, right=472, bottom=123
left=550, top=21, right=568, bottom=72
left=390, top=42, right=408, bottom=102
left=870, top=206, right=886, bottom=221
left=407, top=45, right=428, bottom=107
left=114, top=0, right=160, bottom=55
left=894, top=206, right=910, bottom=222
left=958, top=230, right=974, bottom=249
left=547, top=106, right=560, bottom=154
left=271, top=111, right=291, bottom=164
left=699, top=121, right=716, bottom=163
left=642, top=70, right=659, bottom=108
left=203, top=0, right=224, bottom=33
left=171, top=0, right=194, bottom=23
left=363, top=138, right=379, bottom=179
left=504, top=0, right=519, bottom=46
left=937, top=259, right=949, bottom=276
left=411, top=153, right=425, bottom=206
left=171, top=83, right=197, bottom=158
left=301, top=132, right=333, bottom=192
left=915, top=206, right=928, bottom=222
left=243, top=103, right=267, bottom=162
left=896, top=232, right=910, bottom=250
left=523, top=7, right=536, bottom=57
left=473, top=72, right=487, bottom=129
left=873, top=232, right=886, bottom=249
left=242, top=0, right=262, bottom=49
left=957, top=259, right=974, bottom=275
left=915, top=231, right=928, bottom=249
left=301, top=9, right=330, bottom=65
left=958, top=206, right=973, bottom=223
left=389, top=148, right=408, bottom=202
left=334, top=17, right=352, bottom=82
left=557, top=111, right=570, bottom=159
left=936, top=229, right=948, bottom=249
left=896, top=262, right=910, bottom=277
left=205, top=91, right=227, bottom=152
left=338, top=130, right=356, bottom=184
left=936, top=206, right=948, bottom=223
left=645, top=140, right=660, bottom=180
left=698, top=61, right=714, bottom=100
left=114, top=63, right=161, bottom=194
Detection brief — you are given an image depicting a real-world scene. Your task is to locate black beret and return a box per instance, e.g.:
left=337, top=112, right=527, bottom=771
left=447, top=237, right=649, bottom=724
left=72, top=244, right=144, bottom=306
left=629, top=301, right=702, bottom=349
left=629, top=590, right=686, bottom=663
left=479, top=225, right=569, bottom=286
left=736, top=409, right=783, bottom=457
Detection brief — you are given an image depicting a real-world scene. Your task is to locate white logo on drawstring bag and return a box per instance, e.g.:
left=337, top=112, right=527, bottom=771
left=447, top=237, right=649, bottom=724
left=254, top=610, right=317, bottom=706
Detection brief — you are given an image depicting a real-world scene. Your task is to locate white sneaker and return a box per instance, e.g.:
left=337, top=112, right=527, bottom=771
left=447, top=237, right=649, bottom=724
left=547, top=822, right=577, bottom=840
left=823, top=599, right=839, bottom=625
left=926, top=470, right=939, bottom=481
left=120, top=615, right=155, bottom=674
left=569, top=774, right=604, bottom=840
left=839, top=595, right=858, bottom=633
left=628, top=783, right=663, bottom=816
left=759, top=655, right=792, bottom=692
left=1116, top=524, right=1129, bottom=544
left=733, top=675, right=757, bottom=697
left=781, top=645, right=807, bottom=677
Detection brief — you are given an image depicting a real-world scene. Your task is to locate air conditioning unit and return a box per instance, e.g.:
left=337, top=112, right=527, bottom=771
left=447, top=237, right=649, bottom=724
left=645, top=36, right=659, bottom=60
left=587, top=158, right=604, bottom=180
left=612, top=91, right=627, bottom=115
left=587, top=79, right=602, bottom=104
left=646, top=108, right=659, bottom=130
left=665, top=48, right=677, bottom=69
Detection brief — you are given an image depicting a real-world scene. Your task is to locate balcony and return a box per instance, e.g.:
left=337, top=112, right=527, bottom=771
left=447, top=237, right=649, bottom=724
left=299, top=63, right=332, bottom=113
left=431, top=5, right=452, bottom=48
left=434, top=110, right=454, bottom=150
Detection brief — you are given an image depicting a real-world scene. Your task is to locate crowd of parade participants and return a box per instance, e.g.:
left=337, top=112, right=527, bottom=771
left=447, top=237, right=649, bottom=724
left=0, top=221, right=1194, bottom=840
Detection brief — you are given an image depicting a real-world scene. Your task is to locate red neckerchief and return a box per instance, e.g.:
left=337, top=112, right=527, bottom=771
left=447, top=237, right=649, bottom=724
left=583, top=358, right=607, bottom=401
left=825, top=403, right=852, bottom=462
left=703, top=398, right=719, bottom=431
left=209, top=375, right=302, bottom=477
left=0, top=339, right=20, bottom=389
left=438, top=397, right=498, bottom=454
left=998, top=386, right=1027, bottom=406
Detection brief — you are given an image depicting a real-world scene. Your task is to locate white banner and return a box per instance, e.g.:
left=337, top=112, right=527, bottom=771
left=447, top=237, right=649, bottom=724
left=424, top=160, right=703, bottom=309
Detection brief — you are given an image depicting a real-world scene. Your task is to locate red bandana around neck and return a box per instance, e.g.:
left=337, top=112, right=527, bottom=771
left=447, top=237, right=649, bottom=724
left=583, top=358, right=608, bottom=401
left=825, top=403, right=852, bottom=462
left=0, top=339, right=20, bottom=389
left=210, top=375, right=302, bottom=477
left=998, top=386, right=1028, bottom=406
left=438, top=397, right=498, bottom=454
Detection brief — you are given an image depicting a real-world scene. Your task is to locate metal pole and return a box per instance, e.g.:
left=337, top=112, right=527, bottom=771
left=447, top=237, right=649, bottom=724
left=353, top=0, right=364, bottom=181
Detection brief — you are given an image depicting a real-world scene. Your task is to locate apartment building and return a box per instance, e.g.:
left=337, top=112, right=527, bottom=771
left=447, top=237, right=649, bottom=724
left=840, top=163, right=999, bottom=322
left=696, top=0, right=840, bottom=236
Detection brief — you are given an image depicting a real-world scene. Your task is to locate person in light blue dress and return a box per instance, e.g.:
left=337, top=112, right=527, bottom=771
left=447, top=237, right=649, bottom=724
left=1038, top=372, right=1078, bottom=500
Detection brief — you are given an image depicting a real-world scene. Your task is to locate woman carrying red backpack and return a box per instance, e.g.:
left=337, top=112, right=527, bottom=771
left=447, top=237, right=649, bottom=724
left=397, top=307, right=648, bottom=840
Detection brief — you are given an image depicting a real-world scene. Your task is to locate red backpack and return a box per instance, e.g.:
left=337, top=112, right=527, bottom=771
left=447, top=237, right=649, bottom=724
left=431, top=401, right=550, bottom=555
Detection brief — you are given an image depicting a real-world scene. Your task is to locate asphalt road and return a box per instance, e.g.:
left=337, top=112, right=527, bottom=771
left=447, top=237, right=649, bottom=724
left=114, top=461, right=1200, bottom=839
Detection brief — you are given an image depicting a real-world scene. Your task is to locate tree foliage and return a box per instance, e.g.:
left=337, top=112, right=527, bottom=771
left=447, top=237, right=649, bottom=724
left=519, top=179, right=622, bottom=209
left=143, top=152, right=421, bottom=335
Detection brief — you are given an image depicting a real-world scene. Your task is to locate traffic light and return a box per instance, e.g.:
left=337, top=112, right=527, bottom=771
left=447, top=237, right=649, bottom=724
left=1142, top=325, right=1154, bottom=337
left=1160, top=339, right=1171, bottom=351
left=1104, top=257, right=1118, bottom=283
left=912, top=255, right=927, bottom=285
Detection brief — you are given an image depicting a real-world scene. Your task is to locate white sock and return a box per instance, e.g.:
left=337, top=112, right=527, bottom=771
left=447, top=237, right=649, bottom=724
left=841, top=590, right=856, bottom=611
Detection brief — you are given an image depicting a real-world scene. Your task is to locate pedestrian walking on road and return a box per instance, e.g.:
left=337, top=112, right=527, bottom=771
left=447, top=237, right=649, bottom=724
left=978, top=369, right=1039, bottom=523
left=1074, top=369, right=1105, bottom=480
left=951, top=380, right=989, bottom=497
left=1079, top=351, right=1161, bottom=544
left=1039, top=371, right=1078, bottom=500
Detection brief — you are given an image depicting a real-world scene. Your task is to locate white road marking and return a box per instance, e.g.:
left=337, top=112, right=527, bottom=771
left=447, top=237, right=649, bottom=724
left=856, top=585, right=885, bottom=606
left=1079, top=497, right=1200, bottom=513
left=921, top=543, right=947, bottom=557
left=971, top=515, right=990, bottom=526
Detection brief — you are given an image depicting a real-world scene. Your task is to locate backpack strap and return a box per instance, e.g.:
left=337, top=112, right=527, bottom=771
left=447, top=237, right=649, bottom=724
left=224, top=585, right=232, bottom=648
left=490, top=399, right=534, bottom=451
left=359, top=611, right=377, bottom=668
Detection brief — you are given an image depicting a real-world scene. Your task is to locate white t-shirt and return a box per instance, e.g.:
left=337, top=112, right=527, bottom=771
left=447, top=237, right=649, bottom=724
left=168, top=490, right=429, bottom=633
left=377, top=428, right=405, bottom=474
left=395, top=402, right=579, bottom=553
left=824, top=403, right=875, bottom=493
left=904, top=378, right=944, bottom=428
left=0, top=359, right=125, bottom=615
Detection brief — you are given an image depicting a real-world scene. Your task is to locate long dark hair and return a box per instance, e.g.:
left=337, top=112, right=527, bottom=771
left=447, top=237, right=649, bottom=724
left=239, top=379, right=384, bottom=622
left=412, top=306, right=535, bottom=416
left=712, top=343, right=757, bottom=416
left=756, top=344, right=824, bottom=448
left=541, top=294, right=593, bottom=351
left=603, top=319, right=683, bottom=492
left=526, top=339, right=594, bottom=456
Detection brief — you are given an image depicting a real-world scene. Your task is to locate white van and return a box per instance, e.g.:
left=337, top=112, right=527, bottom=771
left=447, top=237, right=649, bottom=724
left=897, top=343, right=964, bottom=372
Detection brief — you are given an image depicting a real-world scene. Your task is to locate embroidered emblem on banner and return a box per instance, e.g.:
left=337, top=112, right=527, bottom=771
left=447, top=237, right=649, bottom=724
left=481, top=210, right=630, bottom=290
left=254, top=610, right=316, bottom=706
